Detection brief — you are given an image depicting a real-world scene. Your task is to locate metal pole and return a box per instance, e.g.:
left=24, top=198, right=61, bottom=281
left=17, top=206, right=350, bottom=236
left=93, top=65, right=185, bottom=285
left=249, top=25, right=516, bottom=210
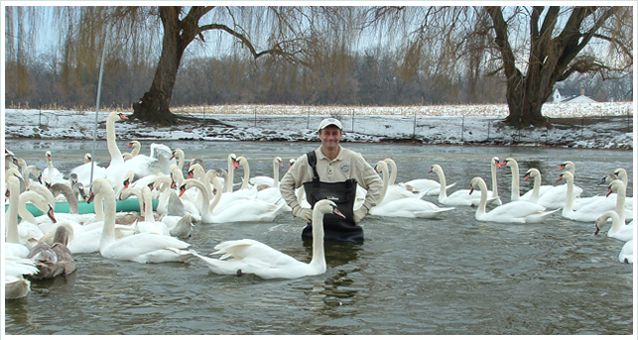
left=90, top=29, right=109, bottom=186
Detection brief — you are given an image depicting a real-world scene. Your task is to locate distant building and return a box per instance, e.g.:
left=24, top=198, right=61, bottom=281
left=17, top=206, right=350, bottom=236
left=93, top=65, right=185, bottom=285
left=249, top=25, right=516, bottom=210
left=549, top=87, right=596, bottom=103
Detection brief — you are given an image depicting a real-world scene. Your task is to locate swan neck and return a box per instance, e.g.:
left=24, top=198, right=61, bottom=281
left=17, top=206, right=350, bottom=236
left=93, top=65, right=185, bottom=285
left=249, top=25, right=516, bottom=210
left=435, top=167, right=447, bottom=199
left=379, top=166, right=389, bottom=203
left=273, top=159, right=280, bottom=188
left=100, top=187, right=117, bottom=246
left=226, top=156, right=234, bottom=193
left=615, top=183, right=626, bottom=222
left=490, top=161, right=498, bottom=196
left=141, top=187, right=154, bottom=221
left=388, top=161, right=397, bottom=186
left=7, top=184, right=21, bottom=244
left=608, top=212, right=623, bottom=234
left=241, top=159, right=250, bottom=190
left=532, top=173, right=541, bottom=201
left=564, top=176, right=574, bottom=212
left=476, top=180, right=488, bottom=215
left=510, top=163, right=520, bottom=201
left=309, top=209, right=327, bottom=271
left=106, top=115, right=124, bottom=166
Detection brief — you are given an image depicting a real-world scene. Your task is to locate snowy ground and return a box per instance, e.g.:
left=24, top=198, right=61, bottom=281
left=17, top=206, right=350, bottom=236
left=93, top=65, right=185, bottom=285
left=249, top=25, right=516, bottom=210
left=3, top=102, right=635, bottom=149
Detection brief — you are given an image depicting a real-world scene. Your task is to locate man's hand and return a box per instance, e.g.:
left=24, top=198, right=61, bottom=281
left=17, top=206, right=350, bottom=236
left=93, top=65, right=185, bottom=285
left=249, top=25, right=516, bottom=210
left=353, top=206, right=369, bottom=225
left=292, top=205, right=313, bottom=223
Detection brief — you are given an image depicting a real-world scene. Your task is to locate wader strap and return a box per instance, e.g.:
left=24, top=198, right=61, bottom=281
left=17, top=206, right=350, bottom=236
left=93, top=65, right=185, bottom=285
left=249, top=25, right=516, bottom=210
left=306, top=151, right=320, bottom=186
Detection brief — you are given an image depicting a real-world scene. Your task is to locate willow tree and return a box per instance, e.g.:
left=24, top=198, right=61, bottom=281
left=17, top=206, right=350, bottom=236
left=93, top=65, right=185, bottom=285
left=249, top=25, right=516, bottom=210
left=484, top=6, right=633, bottom=127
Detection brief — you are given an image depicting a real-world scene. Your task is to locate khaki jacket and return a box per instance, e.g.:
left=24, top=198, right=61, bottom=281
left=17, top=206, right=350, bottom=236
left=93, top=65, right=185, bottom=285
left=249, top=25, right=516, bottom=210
left=280, top=146, right=383, bottom=211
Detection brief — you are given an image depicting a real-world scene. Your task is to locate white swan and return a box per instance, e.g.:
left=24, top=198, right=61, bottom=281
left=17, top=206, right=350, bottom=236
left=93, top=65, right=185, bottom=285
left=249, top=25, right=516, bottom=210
left=122, top=140, right=141, bottom=160
left=249, top=156, right=284, bottom=189
left=122, top=143, right=176, bottom=179
left=120, top=186, right=170, bottom=236
left=400, top=162, right=456, bottom=196
left=26, top=223, right=76, bottom=280
left=5, top=256, right=38, bottom=299
left=369, top=160, right=455, bottom=218
left=70, top=153, right=107, bottom=187
left=378, top=158, right=427, bottom=203
left=89, top=178, right=195, bottom=263
left=41, top=150, right=65, bottom=184
left=594, top=211, right=633, bottom=242
left=559, top=173, right=628, bottom=222
left=429, top=164, right=496, bottom=206
left=171, top=148, right=186, bottom=171
left=5, top=176, right=32, bottom=258
left=470, top=177, right=558, bottom=223
left=103, top=112, right=129, bottom=187
left=191, top=172, right=283, bottom=223
left=194, top=199, right=344, bottom=279
left=618, top=239, right=633, bottom=264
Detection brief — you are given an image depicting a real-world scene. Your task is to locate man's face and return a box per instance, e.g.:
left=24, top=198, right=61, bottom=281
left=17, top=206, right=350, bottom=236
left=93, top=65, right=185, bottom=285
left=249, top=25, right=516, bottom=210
left=318, top=126, right=342, bottom=149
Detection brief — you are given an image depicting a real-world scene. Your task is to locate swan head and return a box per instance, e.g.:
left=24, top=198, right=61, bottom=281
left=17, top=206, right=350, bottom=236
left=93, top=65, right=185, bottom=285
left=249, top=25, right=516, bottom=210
left=593, top=211, right=618, bottom=235
left=556, top=171, right=573, bottom=183
left=274, top=156, right=284, bottom=168
left=289, top=158, right=296, bottom=169
left=558, top=161, right=575, bottom=174
left=492, top=157, right=501, bottom=168
left=374, top=160, right=389, bottom=174
left=469, top=177, right=486, bottom=194
left=428, top=164, right=441, bottom=174
left=598, top=173, right=616, bottom=185
left=607, top=180, right=625, bottom=197
left=524, top=168, right=540, bottom=181
left=171, top=149, right=184, bottom=160
left=45, top=150, right=52, bottom=161
left=315, top=199, right=346, bottom=219
left=84, top=153, right=92, bottom=163
left=500, top=157, right=517, bottom=169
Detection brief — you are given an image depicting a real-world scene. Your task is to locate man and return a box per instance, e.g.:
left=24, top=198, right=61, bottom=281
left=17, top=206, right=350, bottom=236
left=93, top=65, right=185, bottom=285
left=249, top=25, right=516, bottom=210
left=279, top=118, right=383, bottom=244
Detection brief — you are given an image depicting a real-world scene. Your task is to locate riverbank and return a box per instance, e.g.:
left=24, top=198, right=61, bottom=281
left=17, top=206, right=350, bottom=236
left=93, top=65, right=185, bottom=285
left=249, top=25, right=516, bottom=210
left=3, top=102, right=634, bottom=149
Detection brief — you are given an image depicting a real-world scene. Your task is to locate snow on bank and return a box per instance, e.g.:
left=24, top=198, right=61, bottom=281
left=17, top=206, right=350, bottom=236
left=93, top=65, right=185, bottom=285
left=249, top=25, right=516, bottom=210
left=3, top=102, right=634, bottom=149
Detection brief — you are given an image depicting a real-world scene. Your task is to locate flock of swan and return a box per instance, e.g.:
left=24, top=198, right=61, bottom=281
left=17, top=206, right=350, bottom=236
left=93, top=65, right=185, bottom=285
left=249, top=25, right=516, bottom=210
left=4, top=111, right=634, bottom=301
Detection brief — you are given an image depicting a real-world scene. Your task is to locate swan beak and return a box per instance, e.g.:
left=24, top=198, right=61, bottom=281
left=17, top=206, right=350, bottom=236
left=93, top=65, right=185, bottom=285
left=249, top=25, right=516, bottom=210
left=170, top=152, right=176, bottom=160
left=127, top=143, right=133, bottom=148
left=5, top=188, right=11, bottom=198
left=495, top=160, right=502, bottom=168
left=171, top=181, right=177, bottom=190
left=233, top=159, right=240, bottom=170
left=428, top=167, right=433, bottom=173
left=557, top=164, right=565, bottom=171
left=469, top=186, right=475, bottom=195
left=524, top=174, right=531, bottom=181
left=47, top=205, right=57, bottom=223
left=606, top=187, right=613, bottom=197
left=87, top=191, right=95, bottom=204
left=118, top=113, right=129, bottom=120
left=593, top=223, right=600, bottom=235
left=333, top=207, right=346, bottom=219
left=556, top=175, right=563, bottom=182
left=123, top=178, right=130, bottom=189
left=179, top=185, right=186, bottom=197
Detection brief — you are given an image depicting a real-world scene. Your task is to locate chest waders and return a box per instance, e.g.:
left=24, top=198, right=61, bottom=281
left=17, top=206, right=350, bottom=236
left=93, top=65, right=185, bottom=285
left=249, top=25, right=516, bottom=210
left=301, top=151, right=363, bottom=244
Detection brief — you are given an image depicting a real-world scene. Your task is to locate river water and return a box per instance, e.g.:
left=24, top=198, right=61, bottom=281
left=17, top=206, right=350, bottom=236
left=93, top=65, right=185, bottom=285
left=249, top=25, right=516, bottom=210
left=3, top=140, right=635, bottom=335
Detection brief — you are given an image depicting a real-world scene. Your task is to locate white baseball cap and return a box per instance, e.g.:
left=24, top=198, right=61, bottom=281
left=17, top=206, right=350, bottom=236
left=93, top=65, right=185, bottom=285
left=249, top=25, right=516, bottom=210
left=318, top=118, right=343, bottom=131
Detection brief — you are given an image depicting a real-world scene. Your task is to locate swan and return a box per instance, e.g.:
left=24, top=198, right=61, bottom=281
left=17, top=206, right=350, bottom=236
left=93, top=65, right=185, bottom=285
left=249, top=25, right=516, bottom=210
left=249, top=156, right=284, bottom=188
left=69, top=153, right=107, bottom=187
left=557, top=172, right=622, bottom=222
left=103, top=112, right=129, bottom=187
left=469, top=176, right=558, bottom=223
left=224, top=153, right=240, bottom=192
left=122, top=142, right=176, bottom=179
left=5, top=176, right=32, bottom=258
left=378, top=158, right=427, bottom=203
left=618, top=239, right=633, bottom=264
left=21, top=164, right=42, bottom=188
left=369, top=160, right=455, bottom=218
left=26, top=223, right=76, bottom=280
left=399, top=162, right=457, bottom=197
left=605, top=180, right=633, bottom=223
left=17, top=190, right=53, bottom=245
left=593, top=211, right=633, bottom=242
left=429, top=164, right=496, bottom=206
left=171, top=148, right=186, bottom=171
left=88, top=178, right=195, bottom=263
left=5, top=256, right=38, bottom=299
left=235, top=156, right=252, bottom=190
left=502, top=158, right=582, bottom=207
left=194, top=199, right=344, bottom=279
left=122, top=140, right=141, bottom=160
left=151, top=173, right=201, bottom=222
left=41, top=150, right=65, bottom=184
left=119, top=186, right=170, bottom=236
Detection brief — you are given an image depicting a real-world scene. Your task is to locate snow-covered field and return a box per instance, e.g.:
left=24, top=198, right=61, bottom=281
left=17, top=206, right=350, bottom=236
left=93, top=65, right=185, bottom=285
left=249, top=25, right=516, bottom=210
left=3, top=102, right=635, bottom=149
